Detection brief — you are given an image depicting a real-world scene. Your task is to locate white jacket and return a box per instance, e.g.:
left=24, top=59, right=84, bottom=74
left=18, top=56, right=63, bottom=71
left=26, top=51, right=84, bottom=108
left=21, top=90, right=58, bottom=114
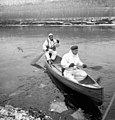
left=43, top=38, right=59, bottom=51
left=61, top=50, right=84, bottom=68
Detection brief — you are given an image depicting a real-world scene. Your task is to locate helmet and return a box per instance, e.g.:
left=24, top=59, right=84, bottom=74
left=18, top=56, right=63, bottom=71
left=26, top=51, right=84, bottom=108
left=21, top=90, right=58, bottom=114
left=49, top=33, right=53, bottom=36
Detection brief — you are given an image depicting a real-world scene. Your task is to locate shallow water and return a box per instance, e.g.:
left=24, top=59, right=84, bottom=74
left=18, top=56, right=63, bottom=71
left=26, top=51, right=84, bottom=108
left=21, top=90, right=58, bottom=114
left=0, top=26, right=115, bottom=119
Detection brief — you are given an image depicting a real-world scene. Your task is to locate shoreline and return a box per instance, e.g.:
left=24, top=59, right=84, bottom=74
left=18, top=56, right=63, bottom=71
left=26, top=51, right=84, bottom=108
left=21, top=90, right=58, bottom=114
left=0, top=24, right=115, bottom=27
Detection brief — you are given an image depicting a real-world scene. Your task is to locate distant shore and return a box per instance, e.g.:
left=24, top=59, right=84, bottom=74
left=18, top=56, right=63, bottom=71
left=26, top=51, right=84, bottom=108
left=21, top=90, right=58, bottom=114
left=0, top=17, right=115, bottom=27
left=1, top=24, right=115, bottom=27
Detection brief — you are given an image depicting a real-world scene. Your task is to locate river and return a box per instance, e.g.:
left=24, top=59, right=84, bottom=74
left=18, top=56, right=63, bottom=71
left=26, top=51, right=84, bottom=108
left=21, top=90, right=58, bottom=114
left=0, top=25, right=115, bottom=120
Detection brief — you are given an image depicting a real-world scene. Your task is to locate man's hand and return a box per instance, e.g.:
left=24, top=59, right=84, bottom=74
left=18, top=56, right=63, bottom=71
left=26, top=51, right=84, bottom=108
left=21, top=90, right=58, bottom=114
left=69, top=63, right=75, bottom=67
left=57, top=40, right=59, bottom=43
left=82, top=64, right=87, bottom=68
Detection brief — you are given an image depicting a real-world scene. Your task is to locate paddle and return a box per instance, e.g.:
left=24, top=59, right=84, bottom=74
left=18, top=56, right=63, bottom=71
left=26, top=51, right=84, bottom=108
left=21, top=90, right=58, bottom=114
left=31, top=52, right=44, bottom=65
left=95, top=76, right=102, bottom=85
left=32, top=64, right=46, bottom=71
left=87, top=66, right=103, bottom=71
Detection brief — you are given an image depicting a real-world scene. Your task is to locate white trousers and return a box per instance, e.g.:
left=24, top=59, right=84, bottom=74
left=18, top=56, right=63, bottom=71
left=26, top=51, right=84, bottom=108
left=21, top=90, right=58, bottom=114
left=45, top=49, right=57, bottom=61
left=64, top=68, right=87, bottom=81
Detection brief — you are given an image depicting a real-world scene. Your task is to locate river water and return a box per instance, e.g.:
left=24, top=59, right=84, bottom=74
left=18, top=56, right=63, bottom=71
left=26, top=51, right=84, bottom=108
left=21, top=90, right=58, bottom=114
left=0, top=25, right=115, bottom=120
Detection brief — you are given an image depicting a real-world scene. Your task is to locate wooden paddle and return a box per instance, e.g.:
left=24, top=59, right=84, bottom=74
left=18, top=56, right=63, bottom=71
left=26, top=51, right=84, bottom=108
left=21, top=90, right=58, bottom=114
left=32, top=64, right=46, bottom=71
left=31, top=52, right=44, bottom=65
left=87, top=66, right=103, bottom=71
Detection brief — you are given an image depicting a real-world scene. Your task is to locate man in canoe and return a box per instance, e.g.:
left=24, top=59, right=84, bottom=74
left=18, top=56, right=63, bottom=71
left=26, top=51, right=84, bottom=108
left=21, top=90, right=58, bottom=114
left=61, top=45, right=87, bottom=81
left=43, top=33, right=60, bottom=64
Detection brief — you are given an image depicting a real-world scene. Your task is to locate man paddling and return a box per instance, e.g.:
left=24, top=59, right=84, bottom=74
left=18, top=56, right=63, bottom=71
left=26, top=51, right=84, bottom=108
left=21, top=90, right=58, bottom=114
left=61, top=45, right=87, bottom=81
left=43, top=33, right=60, bottom=64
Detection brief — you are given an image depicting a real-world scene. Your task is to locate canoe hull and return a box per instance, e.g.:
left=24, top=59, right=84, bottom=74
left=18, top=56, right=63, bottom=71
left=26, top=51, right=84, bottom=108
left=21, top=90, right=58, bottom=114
left=45, top=57, right=103, bottom=105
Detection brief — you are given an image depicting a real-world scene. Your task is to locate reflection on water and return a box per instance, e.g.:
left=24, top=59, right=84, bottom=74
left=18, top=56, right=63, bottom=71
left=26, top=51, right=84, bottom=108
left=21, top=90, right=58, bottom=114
left=0, top=26, right=115, bottom=41
left=48, top=72, right=102, bottom=120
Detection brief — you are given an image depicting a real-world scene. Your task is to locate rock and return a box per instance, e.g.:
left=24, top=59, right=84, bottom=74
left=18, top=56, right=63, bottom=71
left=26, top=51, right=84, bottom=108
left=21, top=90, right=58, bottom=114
left=0, top=105, right=52, bottom=120
left=49, top=101, right=68, bottom=113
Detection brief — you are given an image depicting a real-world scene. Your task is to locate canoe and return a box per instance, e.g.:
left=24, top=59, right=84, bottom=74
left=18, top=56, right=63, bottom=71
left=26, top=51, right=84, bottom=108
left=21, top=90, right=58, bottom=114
left=45, top=55, right=104, bottom=105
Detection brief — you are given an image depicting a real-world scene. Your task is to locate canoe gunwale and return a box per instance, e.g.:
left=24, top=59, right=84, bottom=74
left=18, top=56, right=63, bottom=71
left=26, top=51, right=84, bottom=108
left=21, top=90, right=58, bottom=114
left=45, top=55, right=103, bottom=104
left=51, top=63, right=102, bottom=89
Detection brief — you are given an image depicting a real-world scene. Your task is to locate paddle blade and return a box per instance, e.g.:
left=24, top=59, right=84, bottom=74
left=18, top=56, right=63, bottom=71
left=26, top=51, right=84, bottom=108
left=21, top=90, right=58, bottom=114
left=96, top=77, right=102, bottom=85
left=32, top=64, right=46, bottom=71
left=31, top=52, right=44, bottom=65
left=89, top=66, right=103, bottom=71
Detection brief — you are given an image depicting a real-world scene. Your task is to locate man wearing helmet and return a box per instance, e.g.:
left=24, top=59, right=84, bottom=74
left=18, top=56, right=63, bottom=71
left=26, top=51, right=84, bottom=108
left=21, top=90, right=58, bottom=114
left=43, top=33, right=60, bottom=63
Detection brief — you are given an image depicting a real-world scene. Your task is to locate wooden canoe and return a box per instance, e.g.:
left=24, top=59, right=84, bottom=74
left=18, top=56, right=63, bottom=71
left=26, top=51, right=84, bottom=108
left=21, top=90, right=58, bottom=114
left=45, top=55, right=104, bottom=105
